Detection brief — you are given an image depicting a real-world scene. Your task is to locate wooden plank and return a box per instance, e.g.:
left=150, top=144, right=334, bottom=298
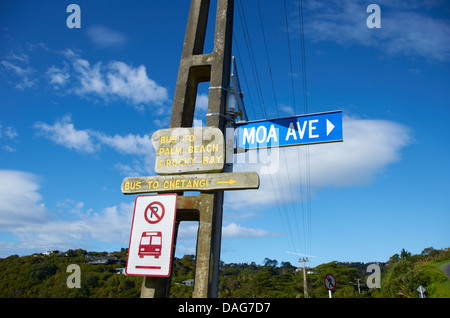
left=152, top=127, right=225, bottom=175
left=122, top=172, right=259, bottom=194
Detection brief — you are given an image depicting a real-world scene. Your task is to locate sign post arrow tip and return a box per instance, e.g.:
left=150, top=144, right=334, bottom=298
left=326, top=119, right=335, bottom=136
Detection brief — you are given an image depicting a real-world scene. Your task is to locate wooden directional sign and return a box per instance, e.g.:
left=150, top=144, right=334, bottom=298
left=122, top=172, right=260, bottom=194
left=152, top=127, right=225, bottom=175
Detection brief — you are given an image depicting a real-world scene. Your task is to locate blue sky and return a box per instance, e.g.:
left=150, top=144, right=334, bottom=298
left=0, top=0, right=449, bottom=268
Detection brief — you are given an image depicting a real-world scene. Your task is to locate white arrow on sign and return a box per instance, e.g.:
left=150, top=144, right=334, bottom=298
left=326, top=119, right=335, bottom=136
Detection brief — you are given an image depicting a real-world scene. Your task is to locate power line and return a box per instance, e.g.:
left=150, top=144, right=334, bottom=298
left=236, top=0, right=267, bottom=119
left=283, top=0, right=297, bottom=113
left=236, top=0, right=299, bottom=254
left=298, top=0, right=308, bottom=114
left=256, top=0, right=278, bottom=116
left=282, top=0, right=309, bottom=255
left=256, top=0, right=305, bottom=254
left=251, top=0, right=310, bottom=256
left=233, top=35, right=256, bottom=119
left=234, top=0, right=314, bottom=258
left=298, top=0, right=313, bottom=255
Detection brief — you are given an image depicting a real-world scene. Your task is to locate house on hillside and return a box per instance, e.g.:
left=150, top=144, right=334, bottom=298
left=88, top=255, right=125, bottom=265
left=43, top=250, right=61, bottom=256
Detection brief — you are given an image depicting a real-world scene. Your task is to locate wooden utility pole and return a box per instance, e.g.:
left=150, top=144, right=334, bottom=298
left=287, top=251, right=315, bottom=298
left=140, top=0, right=234, bottom=298
left=356, top=278, right=361, bottom=294
left=301, top=257, right=309, bottom=298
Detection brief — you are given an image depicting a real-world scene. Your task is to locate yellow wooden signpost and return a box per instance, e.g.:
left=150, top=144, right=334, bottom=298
left=122, top=171, right=259, bottom=194
left=152, top=127, right=225, bottom=175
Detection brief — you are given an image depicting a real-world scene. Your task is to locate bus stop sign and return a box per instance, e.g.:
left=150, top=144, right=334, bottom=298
left=126, top=194, right=177, bottom=277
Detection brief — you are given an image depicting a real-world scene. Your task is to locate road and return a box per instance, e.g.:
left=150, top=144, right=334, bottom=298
left=441, top=262, right=450, bottom=278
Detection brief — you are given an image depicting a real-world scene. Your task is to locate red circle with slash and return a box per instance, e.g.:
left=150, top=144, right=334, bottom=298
left=324, top=273, right=336, bottom=291
left=144, top=201, right=165, bottom=224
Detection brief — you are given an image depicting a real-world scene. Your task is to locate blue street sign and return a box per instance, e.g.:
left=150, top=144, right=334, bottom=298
left=236, top=110, right=343, bottom=150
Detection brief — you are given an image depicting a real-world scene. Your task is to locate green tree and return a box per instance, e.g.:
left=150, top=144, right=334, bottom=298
left=400, top=248, right=411, bottom=259
left=308, top=262, right=360, bottom=298
left=30, top=262, right=58, bottom=281
left=381, top=248, right=450, bottom=298
left=263, top=258, right=278, bottom=267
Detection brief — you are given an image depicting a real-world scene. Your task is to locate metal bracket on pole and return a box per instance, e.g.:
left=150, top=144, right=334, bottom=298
left=206, top=112, right=235, bottom=121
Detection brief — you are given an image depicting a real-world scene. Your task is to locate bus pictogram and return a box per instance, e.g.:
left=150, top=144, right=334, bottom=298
left=138, top=231, right=162, bottom=259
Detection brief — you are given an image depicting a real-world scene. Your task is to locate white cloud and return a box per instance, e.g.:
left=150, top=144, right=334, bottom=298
left=174, top=219, right=278, bottom=254
left=94, top=132, right=154, bottom=156
left=0, top=169, right=134, bottom=256
left=0, top=192, right=178, bottom=257
left=46, top=64, right=70, bottom=87
left=106, top=61, right=169, bottom=105
left=58, top=50, right=169, bottom=107
left=303, top=0, right=450, bottom=61
left=0, top=170, right=47, bottom=230
left=33, top=114, right=156, bottom=175
left=0, top=125, right=18, bottom=152
left=176, top=221, right=275, bottom=240
left=196, top=93, right=209, bottom=112
left=0, top=125, right=18, bottom=140
left=381, top=12, right=450, bottom=61
left=0, top=60, right=37, bottom=89
left=2, top=46, right=170, bottom=109
left=71, top=55, right=107, bottom=96
left=3, top=201, right=134, bottom=256
left=303, top=116, right=412, bottom=187
left=6, top=53, right=30, bottom=64
left=177, top=222, right=199, bottom=239
left=279, top=104, right=295, bottom=116
left=75, top=202, right=132, bottom=243
left=33, top=114, right=154, bottom=156
left=2, top=145, right=16, bottom=152
left=222, top=223, right=278, bottom=238
left=87, top=25, right=128, bottom=49
left=33, top=114, right=98, bottom=153
left=56, top=199, right=87, bottom=217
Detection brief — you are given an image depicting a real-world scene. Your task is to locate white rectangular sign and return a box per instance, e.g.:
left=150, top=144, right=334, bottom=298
left=126, top=194, right=177, bottom=277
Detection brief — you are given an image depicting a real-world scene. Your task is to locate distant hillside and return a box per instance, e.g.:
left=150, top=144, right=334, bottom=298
left=0, top=247, right=448, bottom=298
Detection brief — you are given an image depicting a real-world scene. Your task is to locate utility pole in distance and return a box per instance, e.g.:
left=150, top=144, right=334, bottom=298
left=287, top=252, right=315, bottom=298
left=301, top=257, right=309, bottom=298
